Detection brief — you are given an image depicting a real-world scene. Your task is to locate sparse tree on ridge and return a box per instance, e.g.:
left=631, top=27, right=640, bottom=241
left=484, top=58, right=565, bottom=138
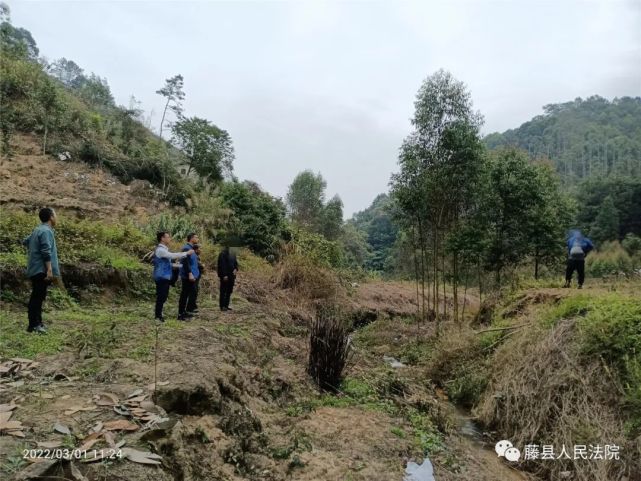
left=156, top=74, right=185, bottom=139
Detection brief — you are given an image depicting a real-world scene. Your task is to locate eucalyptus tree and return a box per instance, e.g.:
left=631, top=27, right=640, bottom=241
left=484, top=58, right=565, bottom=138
left=391, top=70, right=484, bottom=328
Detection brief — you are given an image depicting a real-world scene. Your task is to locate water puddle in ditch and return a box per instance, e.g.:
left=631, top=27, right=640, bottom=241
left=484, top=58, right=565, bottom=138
left=402, top=391, right=529, bottom=481
left=404, top=457, right=435, bottom=481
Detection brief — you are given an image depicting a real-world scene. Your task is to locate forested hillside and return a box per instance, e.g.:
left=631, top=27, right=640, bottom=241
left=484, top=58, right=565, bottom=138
left=484, top=96, right=641, bottom=182
left=351, top=95, right=641, bottom=275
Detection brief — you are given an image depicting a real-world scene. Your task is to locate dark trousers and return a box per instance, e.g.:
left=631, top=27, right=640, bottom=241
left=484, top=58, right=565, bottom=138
left=179, top=278, right=197, bottom=315
left=187, top=277, right=200, bottom=312
left=155, top=279, right=171, bottom=319
left=219, top=275, right=235, bottom=309
left=565, top=258, right=585, bottom=286
left=28, top=272, right=48, bottom=329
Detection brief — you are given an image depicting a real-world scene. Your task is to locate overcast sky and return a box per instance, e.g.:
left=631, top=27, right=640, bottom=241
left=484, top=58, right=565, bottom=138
left=11, top=0, right=641, bottom=216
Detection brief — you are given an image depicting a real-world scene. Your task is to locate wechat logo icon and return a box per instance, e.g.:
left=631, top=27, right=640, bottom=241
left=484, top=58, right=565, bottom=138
left=495, top=440, right=521, bottom=462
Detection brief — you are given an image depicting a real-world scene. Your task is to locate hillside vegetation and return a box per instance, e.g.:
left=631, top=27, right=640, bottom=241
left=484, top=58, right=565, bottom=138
left=484, top=96, right=641, bottom=183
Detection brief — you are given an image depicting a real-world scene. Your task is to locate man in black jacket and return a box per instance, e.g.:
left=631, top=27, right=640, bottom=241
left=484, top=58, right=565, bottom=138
left=217, top=246, right=238, bottom=311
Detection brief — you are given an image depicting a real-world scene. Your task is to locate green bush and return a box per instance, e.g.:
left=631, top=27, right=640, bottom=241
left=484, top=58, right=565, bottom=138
left=586, top=241, right=638, bottom=277
left=289, top=228, right=344, bottom=268
left=622, top=233, right=641, bottom=256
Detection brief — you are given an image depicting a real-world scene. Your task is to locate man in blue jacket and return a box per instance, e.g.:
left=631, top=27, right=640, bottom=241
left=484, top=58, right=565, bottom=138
left=186, top=243, right=203, bottom=314
left=23, top=208, right=60, bottom=334
left=153, top=231, right=193, bottom=322
left=564, top=229, right=594, bottom=289
left=178, top=233, right=200, bottom=321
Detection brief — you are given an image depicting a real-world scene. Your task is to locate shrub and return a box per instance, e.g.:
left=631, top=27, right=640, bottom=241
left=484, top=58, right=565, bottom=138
left=288, top=228, right=344, bottom=268
left=275, top=253, right=339, bottom=301
left=622, top=233, right=641, bottom=256
left=586, top=241, right=638, bottom=277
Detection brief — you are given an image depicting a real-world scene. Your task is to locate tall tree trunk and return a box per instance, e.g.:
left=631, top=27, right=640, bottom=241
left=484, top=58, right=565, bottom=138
left=477, top=256, right=483, bottom=305
left=453, top=252, right=459, bottom=324
left=417, top=217, right=427, bottom=325
left=42, top=123, right=48, bottom=155
left=441, top=253, right=447, bottom=320
left=433, top=227, right=440, bottom=334
left=412, top=226, right=421, bottom=326
left=159, top=98, right=170, bottom=140
left=461, top=265, right=469, bottom=324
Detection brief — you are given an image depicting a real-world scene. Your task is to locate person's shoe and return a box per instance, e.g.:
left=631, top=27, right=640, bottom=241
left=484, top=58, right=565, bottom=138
left=177, top=314, right=190, bottom=321
left=563, top=282, right=570, bottom=288
left=191, top=308, right=199, bottom=313
left=155, top=316, right=165, bottom=323
left=577, top=285, right=583, bottom=289
left=226, top=306, right=233, bottom=311
left=186, top=311, right=197, bottom=316
left=184, top=312, right=194, bottom=318
left=220, top=307, right=228, bottom=312
left=33, top=324, right=48, bottom=334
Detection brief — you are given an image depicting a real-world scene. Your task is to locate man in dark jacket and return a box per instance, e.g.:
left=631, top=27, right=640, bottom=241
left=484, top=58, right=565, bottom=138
left=217, top=246, right=238, bottom=311
left=22, top=208, right=60, bottom=334
left=564, top=229, right=594, bottom=289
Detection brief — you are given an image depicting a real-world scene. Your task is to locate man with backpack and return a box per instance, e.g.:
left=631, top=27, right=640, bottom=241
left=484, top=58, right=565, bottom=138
left=153, top=232, right=193, bottom=322
left=178, top=233, right=200, bottom=321
left=564, top=229, right=594, bottom=289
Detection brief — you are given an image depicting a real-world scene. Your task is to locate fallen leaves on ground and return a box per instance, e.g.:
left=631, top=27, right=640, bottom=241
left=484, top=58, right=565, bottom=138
left=102, top=419, right=139, bottom=431
left=0, top=410, right=26, bottom=437
left=121, top=447, right=163, bottom=465
left=53, top=421, right=71, bottom=435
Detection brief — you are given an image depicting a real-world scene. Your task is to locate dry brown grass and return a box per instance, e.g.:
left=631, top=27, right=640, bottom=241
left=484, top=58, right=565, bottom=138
left=477, top=318, right=635, bottom=481
left=274, top=253, right=343, bottom=304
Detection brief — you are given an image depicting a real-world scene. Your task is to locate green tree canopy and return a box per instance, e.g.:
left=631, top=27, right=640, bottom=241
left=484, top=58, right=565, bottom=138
left=590, top=195, right=620, bottom=244
left=219, top=181, right=286, bottom=256
left=171, top=116, right=234, bottom=183
left=286, top=170, right=326, bottom=228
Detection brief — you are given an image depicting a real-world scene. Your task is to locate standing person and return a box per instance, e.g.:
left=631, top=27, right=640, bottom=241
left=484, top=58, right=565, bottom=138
left=186, top=244, right=203, bottom=314
left=22, top=208, right=60, bottom=334
left=564, top=229, right=594, bottom=289
left=178, top=233, right=200, bottom=321
left=217, top=245, right=238, bottom=311
left=153, top=232, right=193, bottom=322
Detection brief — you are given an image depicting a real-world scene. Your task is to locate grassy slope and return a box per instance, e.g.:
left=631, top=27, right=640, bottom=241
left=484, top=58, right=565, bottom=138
left=421, top=282, right=641, bottom=481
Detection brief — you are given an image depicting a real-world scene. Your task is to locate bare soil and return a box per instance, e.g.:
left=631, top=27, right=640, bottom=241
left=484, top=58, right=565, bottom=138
left=0, top=134, right=166, bottom=220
